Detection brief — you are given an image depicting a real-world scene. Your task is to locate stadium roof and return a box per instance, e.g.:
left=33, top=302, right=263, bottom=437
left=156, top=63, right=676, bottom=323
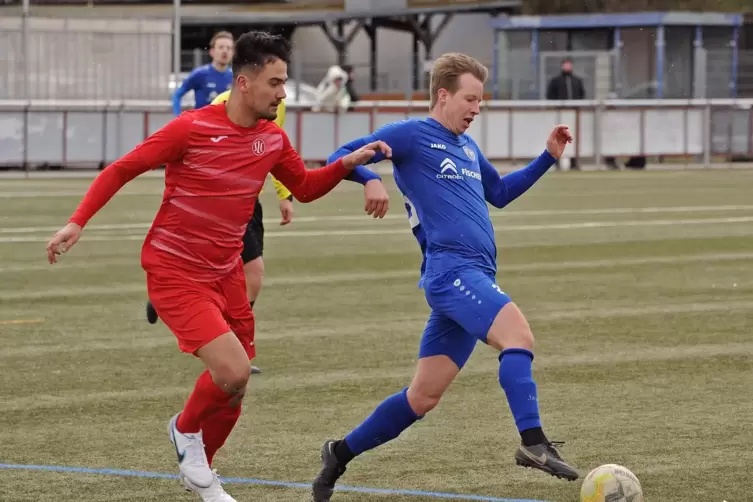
left=0, top=0, right=521, bottom=25
left=491, top=11, right=743, bottom=30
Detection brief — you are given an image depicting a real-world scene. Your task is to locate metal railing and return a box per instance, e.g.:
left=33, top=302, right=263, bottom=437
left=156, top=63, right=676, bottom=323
left=1, top=98, right=752, bottom=170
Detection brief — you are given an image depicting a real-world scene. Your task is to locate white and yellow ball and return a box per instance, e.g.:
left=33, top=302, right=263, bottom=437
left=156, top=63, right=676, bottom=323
left=580, top=464, right=644, bottom=502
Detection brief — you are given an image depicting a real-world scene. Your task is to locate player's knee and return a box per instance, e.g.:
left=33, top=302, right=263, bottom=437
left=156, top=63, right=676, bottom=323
left=228, top=385, right=247, bottom=408
left=213, top=362, right=251, bottom=395
left=485, top=303, right=535, bottom=352
left=406, top=386, right=443, bottom=416
left=487, top=325, right=534, bottom=352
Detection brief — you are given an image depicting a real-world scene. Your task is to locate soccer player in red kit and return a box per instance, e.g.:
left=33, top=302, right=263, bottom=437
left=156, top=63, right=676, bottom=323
left=45, top=31, right=392, bottom=502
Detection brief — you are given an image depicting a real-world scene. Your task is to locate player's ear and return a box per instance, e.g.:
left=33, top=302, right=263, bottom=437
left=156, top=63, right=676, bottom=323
left=235, top=75, right=248, bottom=92
left=437, top=88, right=447, bottom=104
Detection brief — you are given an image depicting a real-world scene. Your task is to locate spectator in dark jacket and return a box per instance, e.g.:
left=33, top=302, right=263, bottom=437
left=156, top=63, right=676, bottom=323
left=546, top=58, right=585, bottom=170
left=546, top=58, right=585, bottom=101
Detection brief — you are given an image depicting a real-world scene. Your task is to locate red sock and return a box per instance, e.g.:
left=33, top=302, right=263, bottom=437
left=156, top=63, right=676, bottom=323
left=177, top=370, right=231, bottom=434
left=202, top=404, right=243, bottom=466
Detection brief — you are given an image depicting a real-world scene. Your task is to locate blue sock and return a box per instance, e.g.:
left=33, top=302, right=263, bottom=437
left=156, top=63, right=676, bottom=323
left=344, top=388, right=422, bottom=456
left=498, top=348, right=543, bottom=437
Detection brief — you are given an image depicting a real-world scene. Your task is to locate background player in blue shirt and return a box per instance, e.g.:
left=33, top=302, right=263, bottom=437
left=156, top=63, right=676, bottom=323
left=311, top=53, right=579, bottom=501
left=172, top=31, right=234, bottom=116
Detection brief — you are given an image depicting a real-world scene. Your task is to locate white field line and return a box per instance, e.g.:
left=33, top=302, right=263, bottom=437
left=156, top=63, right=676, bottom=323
left=0, top=180, right=749, bottom=198
left=2, top=336, right=752, bottom=412
left=3, top=204, right=753, bottom=234
left=2, top=252, right=753, bottom=298
left=2, top=301, right=751, bottom=353
left=1, top=251, right=753, bottom=276
left=2, top=215, right=753, bottom=244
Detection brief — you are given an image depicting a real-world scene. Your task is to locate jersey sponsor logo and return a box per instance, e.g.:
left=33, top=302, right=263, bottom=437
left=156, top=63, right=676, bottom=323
left=430, top=143, right=446, bottom=150
left=210, top=136, right=228, bottom=143
left=437, top=158, right=462, bottom=179
left=461, top=168, right=481, bottom=181
left=436, top=158, right=481, bottom=181
left=252, top=138, right=266, bottom=155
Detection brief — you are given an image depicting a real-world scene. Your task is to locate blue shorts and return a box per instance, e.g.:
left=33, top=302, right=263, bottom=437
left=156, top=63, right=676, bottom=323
left=419, top=268, right=513, bottom=369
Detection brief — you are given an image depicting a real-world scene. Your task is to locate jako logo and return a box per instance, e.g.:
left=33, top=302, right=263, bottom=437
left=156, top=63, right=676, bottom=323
left=437, top=158, right=462, bottom=180
left=430, top=143, right=446, bottom=150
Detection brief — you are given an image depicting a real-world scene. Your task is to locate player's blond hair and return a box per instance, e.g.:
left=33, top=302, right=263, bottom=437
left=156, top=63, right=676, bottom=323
left=429, top=52, right=488, bottom=109
left=210, top=31, right=234, bottom=48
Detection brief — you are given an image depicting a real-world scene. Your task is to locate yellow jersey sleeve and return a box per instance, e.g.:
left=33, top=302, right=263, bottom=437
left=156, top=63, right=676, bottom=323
left=212, top=92, right=292, bottom=201
left=272, top=100, right=291, bottom=200
left=271, top=176, right=292, bottom=200
left=211, top=90, right=230, bottom=105
left=274, top=99, right=286, bottom=128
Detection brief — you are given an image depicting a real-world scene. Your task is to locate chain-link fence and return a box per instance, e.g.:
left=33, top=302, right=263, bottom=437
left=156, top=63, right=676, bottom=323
left=0, top=15, right=172, bottom=100
left=704, top=49, right=753, bottom=99
left=504, top=47, right=753, bottom=101
left=505, top=50, right=615, bottom=100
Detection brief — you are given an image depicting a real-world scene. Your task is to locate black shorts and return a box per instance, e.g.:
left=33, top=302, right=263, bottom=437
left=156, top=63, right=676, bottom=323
left=241, top=199, right=264, bottom=264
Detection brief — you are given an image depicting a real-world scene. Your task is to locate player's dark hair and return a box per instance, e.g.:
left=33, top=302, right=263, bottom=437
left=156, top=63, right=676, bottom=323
left=232, top=31, right=291, bottom=74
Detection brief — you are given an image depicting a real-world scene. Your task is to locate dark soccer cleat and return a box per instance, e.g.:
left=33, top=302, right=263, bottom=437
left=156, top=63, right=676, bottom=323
left=515, top=441, right=579, bottom=481
left=311, top=439, right=347, bottom=502
left=146, top=300, right=159, bottom=325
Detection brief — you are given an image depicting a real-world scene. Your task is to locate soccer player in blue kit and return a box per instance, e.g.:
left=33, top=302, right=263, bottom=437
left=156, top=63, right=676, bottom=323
left=172, top=31, right=235, bottom=116
left=311, top=52, right=579, bottom=501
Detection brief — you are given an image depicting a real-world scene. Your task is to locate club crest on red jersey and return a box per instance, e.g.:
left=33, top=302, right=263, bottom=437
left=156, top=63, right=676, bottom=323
left=252, top=138, right=266, bottom=156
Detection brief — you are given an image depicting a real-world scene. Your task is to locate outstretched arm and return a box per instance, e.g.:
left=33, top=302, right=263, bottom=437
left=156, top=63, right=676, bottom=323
left=328, top=120, right=414, bottom=218
left=271, top=131, right=390, bottom=203
left=69, top=116, right=190, bottom=227
left=329, top=120, right=415, bottom=178
left=480, top=125, right=572, bottom=208
left=479, top=150, right=556, bottom=209
left=47, top=115, right=190, bottom=264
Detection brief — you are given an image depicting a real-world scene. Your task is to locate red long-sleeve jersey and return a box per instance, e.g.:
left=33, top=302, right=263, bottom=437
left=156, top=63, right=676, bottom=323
left=69, top=105, right=350, bottom=281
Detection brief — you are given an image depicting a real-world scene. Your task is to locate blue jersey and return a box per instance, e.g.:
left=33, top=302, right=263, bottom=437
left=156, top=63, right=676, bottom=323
left=329, top=117, right=556, bottom=286
left=172, top=64, right=233, bottom=115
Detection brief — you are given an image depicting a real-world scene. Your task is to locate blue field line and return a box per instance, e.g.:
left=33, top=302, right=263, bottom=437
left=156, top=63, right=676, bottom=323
left=0, top=463, right=552, bottom=502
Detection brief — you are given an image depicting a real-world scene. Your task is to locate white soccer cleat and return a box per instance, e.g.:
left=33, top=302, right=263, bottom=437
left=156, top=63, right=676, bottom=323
left=182, top=469, right=238, bottom=502
left=168, top=413, right=215, bottom=489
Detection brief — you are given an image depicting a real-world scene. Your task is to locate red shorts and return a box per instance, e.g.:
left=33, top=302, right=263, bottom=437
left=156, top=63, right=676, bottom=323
left=146, top=261, right=256, bottom=360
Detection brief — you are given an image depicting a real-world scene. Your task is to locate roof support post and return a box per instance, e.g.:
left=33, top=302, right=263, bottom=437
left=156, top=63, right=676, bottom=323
left=320, top=20, right=364, bottom=66
left=363, top=21, right=378, bottom=91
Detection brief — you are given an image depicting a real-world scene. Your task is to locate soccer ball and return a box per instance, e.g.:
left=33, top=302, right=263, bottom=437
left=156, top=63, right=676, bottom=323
left=580, top=464, right=644, bottom=502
